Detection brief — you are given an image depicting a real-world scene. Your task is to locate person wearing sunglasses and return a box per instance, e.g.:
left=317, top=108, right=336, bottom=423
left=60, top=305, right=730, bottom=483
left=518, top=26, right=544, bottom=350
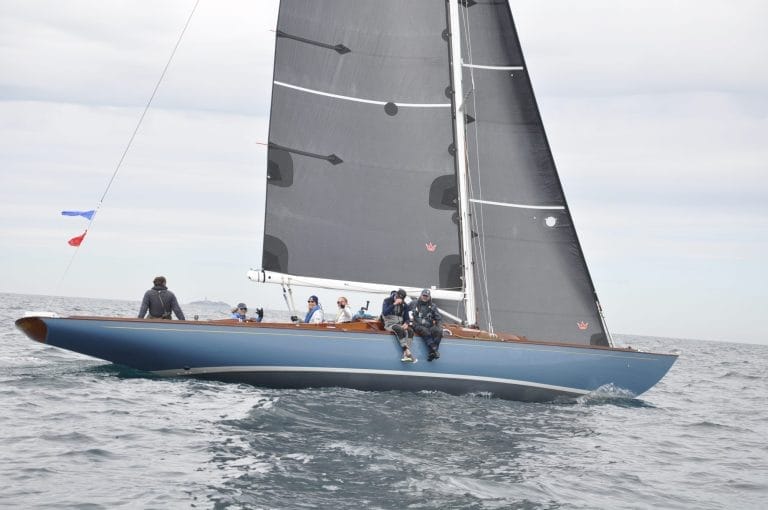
left=302, top=295, right=324, bottom=324
left=334, top=296, right=353, bottom=323
left=230, top=303, right=263, bottom=323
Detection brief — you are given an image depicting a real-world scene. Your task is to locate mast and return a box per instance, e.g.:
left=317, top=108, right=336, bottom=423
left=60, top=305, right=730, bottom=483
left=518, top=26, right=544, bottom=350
left=447, top=0, right=477, bottom=326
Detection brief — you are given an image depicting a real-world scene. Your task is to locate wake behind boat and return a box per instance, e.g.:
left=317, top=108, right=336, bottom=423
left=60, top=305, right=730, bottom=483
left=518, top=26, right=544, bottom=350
left=16, top=1, right=677, bottom=401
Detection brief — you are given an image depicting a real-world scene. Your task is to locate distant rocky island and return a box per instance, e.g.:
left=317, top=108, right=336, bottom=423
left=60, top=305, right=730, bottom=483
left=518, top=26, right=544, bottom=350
left=187, top=299, right=231, bottom=308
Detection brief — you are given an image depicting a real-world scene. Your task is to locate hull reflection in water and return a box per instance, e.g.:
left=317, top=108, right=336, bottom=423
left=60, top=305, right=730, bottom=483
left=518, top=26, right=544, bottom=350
left=16, top=316, right=676, bottom=403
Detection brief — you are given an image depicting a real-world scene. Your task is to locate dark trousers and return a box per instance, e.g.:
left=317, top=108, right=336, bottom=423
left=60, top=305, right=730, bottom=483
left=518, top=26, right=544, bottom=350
left=413, top=324, right=442, bottom=351
left=385, top=323, right=413, bottom=349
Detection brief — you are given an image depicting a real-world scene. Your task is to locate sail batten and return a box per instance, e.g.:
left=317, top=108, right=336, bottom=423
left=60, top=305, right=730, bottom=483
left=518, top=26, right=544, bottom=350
left=274, top=81, right=452, bottom=108
left=275, top=29, right=351, bottom=54
left=461, top=63, right=524, bottom=71
left=470, top=198, right=565, bottom=210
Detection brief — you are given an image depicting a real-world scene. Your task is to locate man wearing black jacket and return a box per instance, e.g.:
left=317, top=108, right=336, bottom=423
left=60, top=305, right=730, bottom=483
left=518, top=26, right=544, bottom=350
left=138, top=276, right=185, bottom=320
left=411, top=288, right=442, bottom=361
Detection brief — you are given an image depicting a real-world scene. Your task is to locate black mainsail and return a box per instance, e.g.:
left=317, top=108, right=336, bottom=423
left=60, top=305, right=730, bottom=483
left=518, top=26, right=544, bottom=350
left=263, top=1, right=460, bottom=293
left=260, top=0, right=609, bottom=346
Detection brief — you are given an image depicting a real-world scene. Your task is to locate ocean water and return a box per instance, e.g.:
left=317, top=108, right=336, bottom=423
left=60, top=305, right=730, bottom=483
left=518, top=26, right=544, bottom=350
left=1, top=293, right=766, bottom=509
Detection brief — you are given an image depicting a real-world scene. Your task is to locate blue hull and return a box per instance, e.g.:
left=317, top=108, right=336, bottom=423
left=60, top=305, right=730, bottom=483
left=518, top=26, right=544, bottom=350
left=16, top=317, right=677, bottom=402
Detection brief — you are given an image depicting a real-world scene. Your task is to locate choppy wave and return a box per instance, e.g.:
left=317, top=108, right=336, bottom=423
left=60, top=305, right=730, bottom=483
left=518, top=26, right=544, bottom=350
left=2, top=293, right=767, bottom=509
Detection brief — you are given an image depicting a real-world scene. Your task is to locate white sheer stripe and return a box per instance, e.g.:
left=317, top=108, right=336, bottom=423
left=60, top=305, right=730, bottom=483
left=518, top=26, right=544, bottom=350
left=153, top=365, right=590, bottom=395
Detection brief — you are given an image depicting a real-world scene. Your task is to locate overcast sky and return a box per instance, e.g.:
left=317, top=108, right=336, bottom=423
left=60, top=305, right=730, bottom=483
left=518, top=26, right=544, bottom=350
left=1, top=1, right=766, bottom=345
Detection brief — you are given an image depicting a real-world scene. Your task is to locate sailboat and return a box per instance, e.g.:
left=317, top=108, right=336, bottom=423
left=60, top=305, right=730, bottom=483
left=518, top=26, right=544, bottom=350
left=15, top=1, right=676, bottom=402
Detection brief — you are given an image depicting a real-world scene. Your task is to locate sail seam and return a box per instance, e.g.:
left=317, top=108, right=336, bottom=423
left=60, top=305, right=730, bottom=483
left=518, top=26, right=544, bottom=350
left=470, top=198, right=565, bottom=211
left=274, top=81, right=451, bottom=108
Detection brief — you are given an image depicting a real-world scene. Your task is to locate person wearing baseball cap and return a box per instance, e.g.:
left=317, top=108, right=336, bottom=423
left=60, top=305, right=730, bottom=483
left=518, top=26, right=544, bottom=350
left=411, top=288, right=443, bottom=361
left=230, top=302, right=264, bottom=322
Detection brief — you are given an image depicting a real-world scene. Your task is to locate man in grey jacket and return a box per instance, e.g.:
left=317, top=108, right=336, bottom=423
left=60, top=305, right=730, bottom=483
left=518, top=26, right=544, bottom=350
left=138, top=276, right=185, bottom=320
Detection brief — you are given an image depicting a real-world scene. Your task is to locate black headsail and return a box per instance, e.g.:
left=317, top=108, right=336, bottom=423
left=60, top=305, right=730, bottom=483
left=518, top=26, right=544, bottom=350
left=263, top=0, right=462, bottom=292
left=456, top=1, right=609, bottom=346
left=261, top=0, right=610, bottom=346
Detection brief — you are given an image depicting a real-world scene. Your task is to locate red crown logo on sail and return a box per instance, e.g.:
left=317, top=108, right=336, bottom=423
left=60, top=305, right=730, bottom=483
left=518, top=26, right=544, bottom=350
left=577, top=321, right=589, bottom=330
left=425, top=242, right=437, bottom=252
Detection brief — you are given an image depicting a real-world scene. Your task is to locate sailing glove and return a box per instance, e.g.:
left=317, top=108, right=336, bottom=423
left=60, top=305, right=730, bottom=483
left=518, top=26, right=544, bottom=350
left=256, top=308, right=264, bottom=319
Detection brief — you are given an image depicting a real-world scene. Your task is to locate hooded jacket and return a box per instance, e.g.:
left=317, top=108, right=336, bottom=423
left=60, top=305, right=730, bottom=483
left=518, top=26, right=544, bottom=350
left=411, top=296, right=441, bottom=327
left=138, top=285, right=185, bottom=320
left=382, top=291, right=409, bottom=325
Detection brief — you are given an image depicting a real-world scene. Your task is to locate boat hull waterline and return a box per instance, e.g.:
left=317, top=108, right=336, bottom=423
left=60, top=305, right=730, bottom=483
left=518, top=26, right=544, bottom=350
left=16, top=316, right=676, bottom=402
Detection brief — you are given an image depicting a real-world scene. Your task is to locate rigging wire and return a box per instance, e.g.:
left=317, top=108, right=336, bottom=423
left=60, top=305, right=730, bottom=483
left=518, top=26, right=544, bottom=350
left=55, top=0, right=201, bottom=294
left=459, top=4, right=495, bottom=333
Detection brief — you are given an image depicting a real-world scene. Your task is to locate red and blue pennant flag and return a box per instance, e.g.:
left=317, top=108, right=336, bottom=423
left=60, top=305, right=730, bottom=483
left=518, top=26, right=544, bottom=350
left=68, top=231, right=87, bottom=247
left=61, top=210, right=95, bottom=220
